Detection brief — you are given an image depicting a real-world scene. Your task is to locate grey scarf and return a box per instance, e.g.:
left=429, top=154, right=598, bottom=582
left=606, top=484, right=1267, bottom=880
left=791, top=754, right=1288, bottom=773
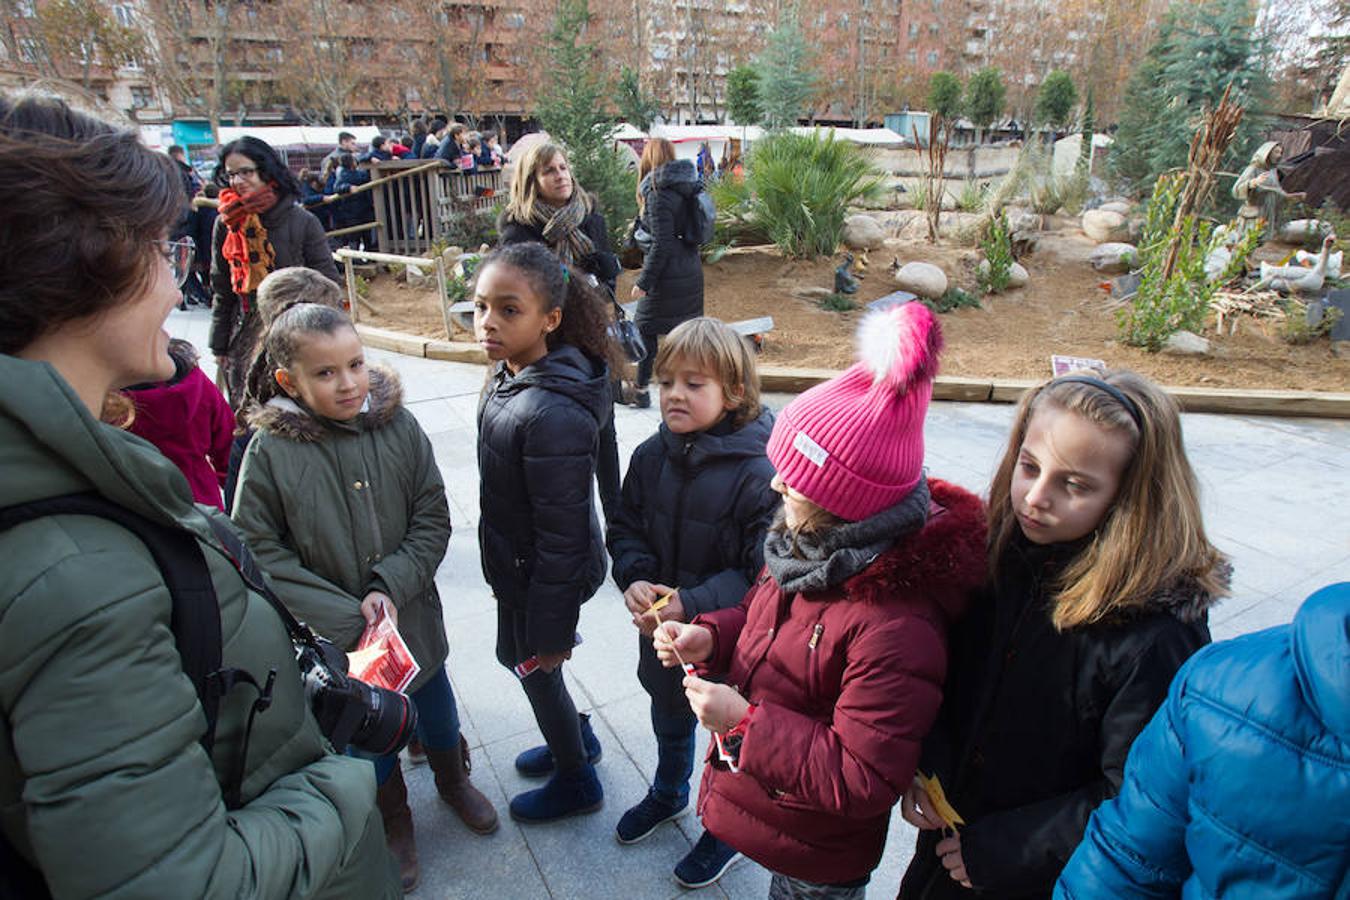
left=532, top=191, right=595, bottom=266
left=764, top=478, right=931, bottom=595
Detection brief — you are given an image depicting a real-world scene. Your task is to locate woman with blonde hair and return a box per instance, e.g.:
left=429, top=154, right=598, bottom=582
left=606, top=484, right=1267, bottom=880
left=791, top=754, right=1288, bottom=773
left=630, top=138, right=704, bottom=409
left=898, top=370, right=1230, bottom=900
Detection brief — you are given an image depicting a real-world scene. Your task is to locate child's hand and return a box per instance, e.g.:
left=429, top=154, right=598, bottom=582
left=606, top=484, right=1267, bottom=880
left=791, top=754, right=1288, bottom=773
left=361, top=590, right=396, bottom=627
left=623, top=581, right=658, bottom=619
left=901, top=777, right=948, bottom=831
left=683, top=676, right=749, bottom=734
left=653, top=621, right=713, bottom=667
left=649, top=584, right=685, bottom=623
left=935, top=833, right=972, bottom=889
left=537, top=649, right=571, bottom=673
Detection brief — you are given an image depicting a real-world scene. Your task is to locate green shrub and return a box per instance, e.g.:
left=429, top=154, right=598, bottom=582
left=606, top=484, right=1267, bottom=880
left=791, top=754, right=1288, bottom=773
left=956, top=179, right=988, bottom=212
left=819, top=292, right=857, bottom=312
left=977, top=210, right=1014, bottom=294
left=743, top=130, right=884, bottom=258
left=1281, top=299, right=1342, bottom=345
left=923, top=287, right=981, bottom=313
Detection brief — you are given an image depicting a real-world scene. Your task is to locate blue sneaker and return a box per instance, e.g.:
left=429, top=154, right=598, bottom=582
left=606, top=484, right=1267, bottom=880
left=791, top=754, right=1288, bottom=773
left=514, top=712, right=603, bottom=777
left=674, top=830, right=742, bottom=889
left=615, top=790, right=687, bottom=844
left=509, top=763, right=604, bottom=823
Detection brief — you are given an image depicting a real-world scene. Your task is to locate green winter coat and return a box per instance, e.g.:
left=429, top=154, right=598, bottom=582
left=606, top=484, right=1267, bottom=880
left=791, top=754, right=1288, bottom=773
left=232, top=366, right=451, bottom=693
left=0, top=353, right=399, bottom=899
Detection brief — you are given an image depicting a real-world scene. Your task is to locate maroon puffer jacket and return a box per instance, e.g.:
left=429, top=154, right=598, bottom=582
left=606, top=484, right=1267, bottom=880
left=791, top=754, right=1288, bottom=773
left=693, top=478, right=986, bottom=884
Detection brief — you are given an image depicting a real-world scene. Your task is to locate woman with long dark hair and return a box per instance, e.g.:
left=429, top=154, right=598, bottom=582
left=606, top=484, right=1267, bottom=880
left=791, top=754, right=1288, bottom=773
left=210, top=135, right=339, bottom=408
left=0, top=93, right=397, bottom=899
left=631, top=138, right=704, bottom=408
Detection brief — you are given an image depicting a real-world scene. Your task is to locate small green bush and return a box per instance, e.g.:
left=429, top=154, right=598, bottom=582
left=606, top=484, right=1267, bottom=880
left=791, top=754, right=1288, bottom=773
left=1281, top=299, right=1342, bottom=345
left=977, top=210, right=1014, bottom=294
left=956, top=180, right=988, bottom=212
left=819, top=292, right=857, bottom=312
left=923, top=287, right=982, bottom=314
left=743, top=130, right=884, bottom=258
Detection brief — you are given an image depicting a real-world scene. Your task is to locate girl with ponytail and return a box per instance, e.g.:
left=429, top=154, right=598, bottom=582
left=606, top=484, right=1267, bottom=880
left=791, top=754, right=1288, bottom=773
left=473, top=241, right=620, bottom=823
left=653, top=302, right=988, bottom=897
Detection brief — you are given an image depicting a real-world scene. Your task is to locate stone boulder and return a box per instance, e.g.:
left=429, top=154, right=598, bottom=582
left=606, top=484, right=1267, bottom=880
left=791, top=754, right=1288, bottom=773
left=841, top=214, right=886, bottom=250
left=1277, top=219, right=1329, bottom=245
left=1082, top=209, right=1129, bottom=243
left=1089, top=242, right=1138, bottom=274
left=1008, top=210, right=1043, bottom=234
left=405, top=263, right=434, bottom=289
left=1098, top=200, right=1132, bottom=216
left=977, top=259, right=1029, bottom=289
left=893, top=261, right=948, bottom=299
left=1162, top=330, right=1211, bottom=356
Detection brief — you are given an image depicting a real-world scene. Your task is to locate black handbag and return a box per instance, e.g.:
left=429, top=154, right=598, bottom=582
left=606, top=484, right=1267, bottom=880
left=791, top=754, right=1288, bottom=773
left=608, top=301, right=647, bottom=363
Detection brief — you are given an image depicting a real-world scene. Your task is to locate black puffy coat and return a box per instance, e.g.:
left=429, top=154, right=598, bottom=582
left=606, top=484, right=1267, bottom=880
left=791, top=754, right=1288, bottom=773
left=898, top=535, right=1222, bottom=900
left=476, top=345, right=609, bottom=654
left=607, top=410, right=778, bottom=618
left=635, top=159, right=704, bottom=335
left=498, top=208, right=621, bottom=298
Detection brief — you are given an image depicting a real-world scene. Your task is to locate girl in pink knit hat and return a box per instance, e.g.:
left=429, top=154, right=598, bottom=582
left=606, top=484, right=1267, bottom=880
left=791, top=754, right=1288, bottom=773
left=655, top=301, right=988, bottom=899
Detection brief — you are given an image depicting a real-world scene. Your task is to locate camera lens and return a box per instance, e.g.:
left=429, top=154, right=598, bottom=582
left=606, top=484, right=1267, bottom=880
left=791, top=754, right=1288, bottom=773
left=347, top=680, right=419, bottom=757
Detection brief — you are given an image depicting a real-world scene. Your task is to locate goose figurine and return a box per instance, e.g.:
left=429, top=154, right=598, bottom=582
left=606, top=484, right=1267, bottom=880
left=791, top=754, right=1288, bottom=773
left=834, top=253, right=860, bottom=295
left=1294, top=246, right=1342, bottom=279
left=1255, top=235, right=1337, bottom=294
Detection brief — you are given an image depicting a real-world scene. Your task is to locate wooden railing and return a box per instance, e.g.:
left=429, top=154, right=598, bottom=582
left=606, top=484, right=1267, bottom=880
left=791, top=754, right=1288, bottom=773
left=369, top=159, right=503, bottom=257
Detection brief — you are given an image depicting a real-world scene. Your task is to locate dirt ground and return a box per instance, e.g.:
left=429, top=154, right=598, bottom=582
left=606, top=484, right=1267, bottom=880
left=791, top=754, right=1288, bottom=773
left=358, top=221, right=1349, bottom=391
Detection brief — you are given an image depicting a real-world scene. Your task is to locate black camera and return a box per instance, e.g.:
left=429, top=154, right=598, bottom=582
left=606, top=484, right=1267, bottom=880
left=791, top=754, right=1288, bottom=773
left=296, top=636, right=418, bottom=756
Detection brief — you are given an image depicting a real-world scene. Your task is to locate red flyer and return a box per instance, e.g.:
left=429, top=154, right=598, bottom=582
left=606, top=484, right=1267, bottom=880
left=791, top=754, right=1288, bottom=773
left=348, top=605, right=419, bottom=693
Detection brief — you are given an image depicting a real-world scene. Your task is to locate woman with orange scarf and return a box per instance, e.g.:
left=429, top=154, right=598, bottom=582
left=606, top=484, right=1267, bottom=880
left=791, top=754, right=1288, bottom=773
left=209, top=136, right=339, bottom=408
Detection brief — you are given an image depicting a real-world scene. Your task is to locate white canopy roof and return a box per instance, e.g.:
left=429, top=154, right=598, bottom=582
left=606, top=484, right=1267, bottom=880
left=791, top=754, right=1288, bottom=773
left=215, top=125, right=383, bottom=147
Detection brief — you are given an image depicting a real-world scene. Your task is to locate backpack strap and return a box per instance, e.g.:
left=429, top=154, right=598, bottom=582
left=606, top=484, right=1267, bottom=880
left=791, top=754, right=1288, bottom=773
left=0, top=493, right=226, bottom=755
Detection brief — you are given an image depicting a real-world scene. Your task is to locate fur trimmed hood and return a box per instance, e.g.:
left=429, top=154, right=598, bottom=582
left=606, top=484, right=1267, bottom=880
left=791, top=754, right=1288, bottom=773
left=840, top=477, right=988, bottom=621
left=1128, top=559, right=1230, bottom=625
left=248, top=364, right=403, bottom=442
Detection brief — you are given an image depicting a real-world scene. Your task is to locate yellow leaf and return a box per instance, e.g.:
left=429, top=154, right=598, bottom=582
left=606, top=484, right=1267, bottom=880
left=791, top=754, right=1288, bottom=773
left=918, top=772, right=965, bottom=829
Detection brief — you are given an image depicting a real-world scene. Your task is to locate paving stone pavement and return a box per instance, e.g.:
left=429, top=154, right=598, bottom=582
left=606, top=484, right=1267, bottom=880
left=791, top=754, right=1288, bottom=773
left=170, top=308, right=1350, bottom=900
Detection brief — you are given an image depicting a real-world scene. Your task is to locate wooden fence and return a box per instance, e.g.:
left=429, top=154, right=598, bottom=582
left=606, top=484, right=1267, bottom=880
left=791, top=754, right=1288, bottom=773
left=369, top=159, right=503, bottom=257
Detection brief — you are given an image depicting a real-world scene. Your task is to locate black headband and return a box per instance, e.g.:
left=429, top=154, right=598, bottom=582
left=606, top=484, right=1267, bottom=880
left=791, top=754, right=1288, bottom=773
left=1049, top=375, right=1144, bottom=431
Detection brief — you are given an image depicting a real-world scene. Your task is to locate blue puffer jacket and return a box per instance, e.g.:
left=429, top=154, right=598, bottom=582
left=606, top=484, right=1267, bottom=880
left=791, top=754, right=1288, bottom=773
left=1055, top=583, right=1350, bottom=900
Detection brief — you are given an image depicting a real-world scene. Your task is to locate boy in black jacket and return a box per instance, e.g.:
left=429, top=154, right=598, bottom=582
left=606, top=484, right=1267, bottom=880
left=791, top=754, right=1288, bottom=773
left=607, top=317, right=778, bottom=889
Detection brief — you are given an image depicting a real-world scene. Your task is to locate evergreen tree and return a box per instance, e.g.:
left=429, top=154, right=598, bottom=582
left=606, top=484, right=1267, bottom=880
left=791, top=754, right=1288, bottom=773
left=1110, top=0, right=1271, bottom=195
left=726, top=64, right=763, bottom=127
left=617, top=66, right=660, bottom=132
left=1035, top=70, right=1078, bottom=132
left=927, top=72, right=963, bottom=120
left=535, top=0, right=636, bottom=244
left=756, top=4, right=816, bottom=130
left=964, top=67, right=1006, bottom=143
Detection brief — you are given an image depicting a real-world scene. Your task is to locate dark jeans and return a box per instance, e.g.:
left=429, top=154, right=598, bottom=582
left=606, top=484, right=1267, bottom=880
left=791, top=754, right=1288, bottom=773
left=638, top=636, right=696, bottom=805
left=635, top=331, right=663, bottom=388
left=359, top=666, right=462, bottom=785
left=497, top=606, right=586, bottom=772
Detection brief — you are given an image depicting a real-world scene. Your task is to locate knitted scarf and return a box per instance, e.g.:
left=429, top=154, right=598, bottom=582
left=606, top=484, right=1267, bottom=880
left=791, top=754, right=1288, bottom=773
left=764, top=478, right=931, bottom=595
left=218, top=184, right=279, bottom=304
left=530, top=190, right=595, bottom=266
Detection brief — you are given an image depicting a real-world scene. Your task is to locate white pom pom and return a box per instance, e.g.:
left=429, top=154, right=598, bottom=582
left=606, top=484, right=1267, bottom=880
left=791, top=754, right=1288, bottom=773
left=857, top=301, right=942, bottom=392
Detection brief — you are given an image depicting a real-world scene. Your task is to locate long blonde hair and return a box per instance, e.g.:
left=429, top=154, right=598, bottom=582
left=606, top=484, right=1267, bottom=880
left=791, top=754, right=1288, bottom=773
left=636, top=138, right=676, bottom=209
left=504, top=142, right=590, bottom=224
left=988, top=370, right=1228, bottom=630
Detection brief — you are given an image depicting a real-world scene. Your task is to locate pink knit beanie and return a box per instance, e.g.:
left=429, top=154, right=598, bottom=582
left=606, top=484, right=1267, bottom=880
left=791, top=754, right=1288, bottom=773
left=766, top=301, right=942, bottom=521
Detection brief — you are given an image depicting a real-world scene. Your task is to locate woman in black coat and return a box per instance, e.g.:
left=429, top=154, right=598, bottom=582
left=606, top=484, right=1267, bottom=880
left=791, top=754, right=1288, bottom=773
left=498, top=141, right=622, bottom=518
left=630, top=138, right=704, bottom=407
left=209, top=136, right=339, bottom=408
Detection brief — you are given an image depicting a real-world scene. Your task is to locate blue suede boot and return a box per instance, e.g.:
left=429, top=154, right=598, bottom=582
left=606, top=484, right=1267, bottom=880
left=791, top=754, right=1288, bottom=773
left=514, top=712, right=603, bottom=777
left=509, top=762, right=604, bottom=823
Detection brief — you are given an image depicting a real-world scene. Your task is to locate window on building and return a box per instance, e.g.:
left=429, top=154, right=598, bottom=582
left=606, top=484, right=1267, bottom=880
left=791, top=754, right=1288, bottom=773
left=113, top=4, right=134, bottom=26
left=130, top=86, right=153, bottom=109
left=906, top=48, right=917, bottom=63
left=908, top=21, right=918, bottom=37
left=16, top=0, right=35, bottom=16
left=927, top=50, right=938, bottom=65
left=18, top=37, right=40, bottom=62
left=505, top=12, right=524, bottom=28
left=265, top=45, right=283, bottom=63
left=928, top=22, right=939, bottom=34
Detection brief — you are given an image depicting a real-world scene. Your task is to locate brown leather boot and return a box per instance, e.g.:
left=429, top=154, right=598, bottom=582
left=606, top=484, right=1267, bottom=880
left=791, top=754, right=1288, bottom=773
left=425, top=736, right=500, bottom=835
left=375, top=764, right=419, bottom=893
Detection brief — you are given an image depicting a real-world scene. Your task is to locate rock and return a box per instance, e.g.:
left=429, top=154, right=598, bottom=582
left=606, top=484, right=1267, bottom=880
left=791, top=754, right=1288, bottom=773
left=1090, top=242, right=1138, bottom=274
left=441, top=245, right=464, bottom=267
left=842, top=214, right=886, bottom=250
left=976, top=259, right=1029, bottom=289
left=1162, top=330, right=1210, bottom=356
left=1127, top=217, right=1144, bottom=243
left=893, top=261, right=948, bottom=299
left=1008, top=211, right=1042, bottom=233
left=1098, top=200, right=1131, bottom=216
left=1277, top=219, right=1329, bottom=244
left=868, top=290, right=917, bottom=311
left=792, top=286, right=835, bottom=301
left=1081, top=209, right=1129, bottom=243
left=405, top=263, right=433, bottom=289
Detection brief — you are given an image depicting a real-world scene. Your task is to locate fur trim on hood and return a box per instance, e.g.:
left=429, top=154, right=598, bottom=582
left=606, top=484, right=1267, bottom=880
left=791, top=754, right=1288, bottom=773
left=248, top=364, right=402, bottom=442
left=1129, top=559, right=1231, bottom=625
left=840, top=477, right=988, bottom=622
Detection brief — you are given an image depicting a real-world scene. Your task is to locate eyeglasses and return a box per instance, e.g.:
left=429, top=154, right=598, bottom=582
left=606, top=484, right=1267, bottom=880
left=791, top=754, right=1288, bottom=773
left=155, top=237, right=195, bottom=286
left=225, top=166, right=258, bottom=181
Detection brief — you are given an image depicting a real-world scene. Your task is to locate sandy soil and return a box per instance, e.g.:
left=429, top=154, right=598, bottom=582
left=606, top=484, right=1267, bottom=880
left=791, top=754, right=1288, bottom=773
left=357, top=223, right=1349, bottom=391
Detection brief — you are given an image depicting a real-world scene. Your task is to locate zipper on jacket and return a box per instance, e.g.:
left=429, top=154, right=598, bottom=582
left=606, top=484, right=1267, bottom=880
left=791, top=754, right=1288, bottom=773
left=666, top=437, right=694, bottom=586
left=808, top=623, right=823, bottom=650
